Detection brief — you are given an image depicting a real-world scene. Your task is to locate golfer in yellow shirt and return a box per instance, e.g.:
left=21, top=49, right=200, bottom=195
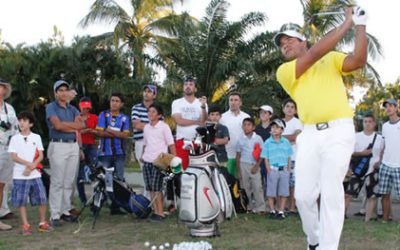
left=274, top=7, right=368, bottom=250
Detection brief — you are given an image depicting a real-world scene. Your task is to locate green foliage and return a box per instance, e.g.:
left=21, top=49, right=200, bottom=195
left=356, top=80, right=400, bottom=129
left=300, top=0, right=383, bottom=85
left=0, top=36, right=137, bottom=142
left=157, top=0, right=287, bottom=113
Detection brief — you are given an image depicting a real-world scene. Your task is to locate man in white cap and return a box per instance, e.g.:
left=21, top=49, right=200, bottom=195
left=0, top=78, right=18, bottom=230
left=274, top=7, right=368, bottom=250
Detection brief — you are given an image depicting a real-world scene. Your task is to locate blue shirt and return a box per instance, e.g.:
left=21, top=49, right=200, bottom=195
left=131, top=103, right=149, bottom=140
left=46, top=101, right=80, bottom=140
left=97, top=110, right=130, bottom=156
left=236, top=132, right=264, bottom=164
left=261, top=136, right=293, bottom=167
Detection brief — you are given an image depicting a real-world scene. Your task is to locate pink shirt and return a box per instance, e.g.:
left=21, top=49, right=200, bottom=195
left=142, top=121, right=174, bottom=162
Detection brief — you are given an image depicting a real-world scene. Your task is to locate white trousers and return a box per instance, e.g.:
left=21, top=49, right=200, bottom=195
left=295, top=119, right=355, bottom=250
left=48, top=142, right=80, bottom=219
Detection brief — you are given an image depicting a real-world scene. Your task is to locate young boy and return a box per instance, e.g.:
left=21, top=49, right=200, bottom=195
left=282, top=99, right=302, bottom=214
left=8, top=111, right=52, bottom=235
left=236, top=118, right=266, bottom=214
left=96, top=92, right=130, bottom=215
left=142, top=104, right=176, bottom=222
left=77, top=97, right=98, bottom=205
left=261, top=118, right=293, bottom=219
left=208, top=105, right=229, bottom=165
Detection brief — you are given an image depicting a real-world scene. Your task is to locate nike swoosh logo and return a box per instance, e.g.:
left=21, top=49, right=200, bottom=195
left=203, top=187, right=214, bottom=208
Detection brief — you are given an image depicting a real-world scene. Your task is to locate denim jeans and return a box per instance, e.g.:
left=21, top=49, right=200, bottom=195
left=97, top=154, right=126, bottom=211
left=97, top=155, right=125, bottom=181
left=77, top=144, right=97, bottom=204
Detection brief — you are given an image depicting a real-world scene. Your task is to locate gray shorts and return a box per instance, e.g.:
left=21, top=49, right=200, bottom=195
left=0, top=148, right=13, bottom=184
left=266, top=168, right=290, bottom=197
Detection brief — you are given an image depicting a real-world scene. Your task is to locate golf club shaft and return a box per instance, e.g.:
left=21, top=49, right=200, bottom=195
left=313, top=11, right=345, bottom=16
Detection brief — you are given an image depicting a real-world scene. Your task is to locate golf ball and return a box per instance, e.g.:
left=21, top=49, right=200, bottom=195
left=159, top=246, right=164, bottom=250
left=164, top=242, right=170, bottom=248
left=151, top=245, right=157, bottom=250
left=144, top=241, right=150, bottom=247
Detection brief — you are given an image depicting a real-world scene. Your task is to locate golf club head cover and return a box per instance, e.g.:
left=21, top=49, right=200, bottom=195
left=352, top=6, right=367, bottom=26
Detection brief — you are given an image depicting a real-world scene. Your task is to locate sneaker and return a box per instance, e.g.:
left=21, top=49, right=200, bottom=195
left=38, top=221, right=54, bottom=232
left=21, top=224, right=32, bottom=236
left=0, top=221, right=12, bottom=231
left=309, top=243, right=319, bottom=250
left=61, top=214, right=77, bottom=222
left=268, top=210, right=276, bottom=219
left=276, top=211, right=285, bottom=220
left=49, top=218, right=62, bottom=227
left=0, top=212, right=14, bottom=220
left=69, top=208, right=81, bottom=217
left=148, top=214, right=164, bottom=223
left=353, top=211, right=366, bottom=217
left=167, top=204, right=176, bottom=213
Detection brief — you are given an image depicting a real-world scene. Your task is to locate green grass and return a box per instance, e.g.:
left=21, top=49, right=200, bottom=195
left=0, top=205, right=399, bottom=250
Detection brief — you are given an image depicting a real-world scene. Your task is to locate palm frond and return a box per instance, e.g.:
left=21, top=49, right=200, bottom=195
left=79, top=0, right=130, bottom=28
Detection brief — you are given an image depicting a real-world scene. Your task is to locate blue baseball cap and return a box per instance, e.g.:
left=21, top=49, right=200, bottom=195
left=383, top=98, right=398, bottom=107
left=53, top=80, right=70, bottom=92
left=143, top=84, right=157, bottom=95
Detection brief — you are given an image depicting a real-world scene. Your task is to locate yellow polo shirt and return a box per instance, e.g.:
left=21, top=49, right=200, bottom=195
left=277, top=51, right=353, bottom=124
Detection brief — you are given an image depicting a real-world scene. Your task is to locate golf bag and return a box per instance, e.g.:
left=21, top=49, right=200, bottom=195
left=219, top=167, right=248, bottom=213
left=179, top=123, right=233, bottom=237
left=110, top=179, right=152, bottom=218
left=87, top=163, right=151, bottom=220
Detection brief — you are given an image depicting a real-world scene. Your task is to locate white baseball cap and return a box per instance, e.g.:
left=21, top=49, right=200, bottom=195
left=273, top=23, right=306, bottom=47
left=259, top=105, right=273, bottom=114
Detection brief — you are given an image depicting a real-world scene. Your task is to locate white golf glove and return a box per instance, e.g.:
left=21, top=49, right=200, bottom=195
left=352, top=6, right=367, bottom=26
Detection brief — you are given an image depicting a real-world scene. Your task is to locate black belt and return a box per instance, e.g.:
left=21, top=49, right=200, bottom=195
left=316, top=122, right=329, bottom=130
left=272, top=166, right=285, bottom=171
left=50, top=138, right=76, bottom=143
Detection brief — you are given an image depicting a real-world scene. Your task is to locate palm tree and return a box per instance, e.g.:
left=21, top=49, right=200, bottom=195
left=300, top=0, right=383, bottom=85
left=80, top=0, right=184, bottom=80
left=158, top=0, right=266, bottom=100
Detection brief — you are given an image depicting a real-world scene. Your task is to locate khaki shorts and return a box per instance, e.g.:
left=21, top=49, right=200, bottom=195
left=0, top=148, right=13, bottom=184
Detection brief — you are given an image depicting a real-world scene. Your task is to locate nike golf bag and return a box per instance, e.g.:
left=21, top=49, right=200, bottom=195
left=179, top=123, right=233, bottom=237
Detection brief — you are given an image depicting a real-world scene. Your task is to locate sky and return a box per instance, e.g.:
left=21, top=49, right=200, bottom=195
left=0, top=0, right=398, bottom=84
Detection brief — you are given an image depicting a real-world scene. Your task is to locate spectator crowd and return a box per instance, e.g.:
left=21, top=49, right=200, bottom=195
left=0, top=77, right=398, bottom=237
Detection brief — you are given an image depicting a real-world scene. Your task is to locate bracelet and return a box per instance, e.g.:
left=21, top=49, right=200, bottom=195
left=201, top=106, right=206, bottom=109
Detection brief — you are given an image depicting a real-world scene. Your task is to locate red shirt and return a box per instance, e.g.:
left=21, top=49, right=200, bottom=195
left=81, top=113, right=98, bottom=145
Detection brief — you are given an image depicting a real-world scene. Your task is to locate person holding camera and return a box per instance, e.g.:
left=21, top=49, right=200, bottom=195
left=0, top=79, right=18, bottom=231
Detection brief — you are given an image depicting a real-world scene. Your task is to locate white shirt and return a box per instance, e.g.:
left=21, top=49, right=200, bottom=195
left=0, top=102, right=18, bottom=146
left=282, top=117, right=303, bottom=161
left=220, top=110, right=250, bottom=158
left=382, top=119, right=400, bottom=168
left=8, top=133, right=44, bottom=180
left=354, top=131, right=383, bottom=173
left=171, top=97, right=205, bottom=140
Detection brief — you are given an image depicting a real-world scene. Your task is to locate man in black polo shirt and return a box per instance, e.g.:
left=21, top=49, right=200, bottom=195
left=46, top=80, right=86, bottom=226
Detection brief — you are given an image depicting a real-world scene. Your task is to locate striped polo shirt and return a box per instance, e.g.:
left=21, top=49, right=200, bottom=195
left=131, top=103, right=149, bottom=140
